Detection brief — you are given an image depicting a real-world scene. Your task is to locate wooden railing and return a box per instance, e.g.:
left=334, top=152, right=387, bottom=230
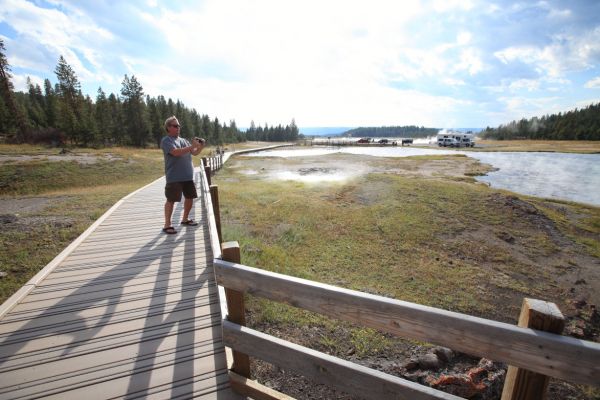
left=199, top=157, right=600, bottom=400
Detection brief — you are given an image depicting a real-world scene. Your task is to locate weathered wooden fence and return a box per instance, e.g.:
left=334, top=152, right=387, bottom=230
left=200, top=157, right=600, bottom=400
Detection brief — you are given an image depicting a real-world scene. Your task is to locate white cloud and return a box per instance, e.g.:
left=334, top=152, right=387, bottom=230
left=509, top=79, right=540, bottom=92
left=2, top=0, right=599, bottom=128
left=442, top=77, right=466, bottom=86
left=431, top=0, right=475, bottom=13
left=0, top=0, right=114, bottom=82
left=457, top=31, right=472, bottom=46
left=584, top=77, right=600, bottom=89
left=12, top=73, right=44, bottom=91
left=455, top=48, right=484, bottom=75
left=494, top=27, right=600, bottom=78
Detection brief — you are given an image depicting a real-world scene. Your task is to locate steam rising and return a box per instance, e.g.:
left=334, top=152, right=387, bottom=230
left=250, top=147, right=600, bottom=206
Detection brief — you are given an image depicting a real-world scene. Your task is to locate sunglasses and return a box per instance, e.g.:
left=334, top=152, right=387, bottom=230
left=170, top=124, right=181, bottom=128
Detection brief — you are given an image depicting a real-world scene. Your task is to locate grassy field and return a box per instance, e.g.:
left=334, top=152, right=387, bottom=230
left=0, top=145, right=165, bottom=302
left=218, top=153, right=599, bottom=317
left=215, top=150, right=600, bottom=399
left=472, top=139, right=600, bottom=153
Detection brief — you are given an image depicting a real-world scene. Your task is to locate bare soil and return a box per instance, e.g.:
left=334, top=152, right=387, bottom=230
left=0, top=153, right=122, bottom=164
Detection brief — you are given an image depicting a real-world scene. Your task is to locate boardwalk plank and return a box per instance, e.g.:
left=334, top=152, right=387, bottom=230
left=0, top=173, right=244, bottom=399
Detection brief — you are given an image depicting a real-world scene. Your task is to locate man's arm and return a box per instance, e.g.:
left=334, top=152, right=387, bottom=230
left=169, top=145, right=196, bottom=157
left=190, top=139, right=204, bottom=155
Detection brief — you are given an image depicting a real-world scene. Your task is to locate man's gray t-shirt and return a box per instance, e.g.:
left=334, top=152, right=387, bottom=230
left=161, top=135, right=194, bottom=183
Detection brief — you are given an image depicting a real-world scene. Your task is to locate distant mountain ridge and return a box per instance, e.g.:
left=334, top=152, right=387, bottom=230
left=299, top=127, right=353, bottom=136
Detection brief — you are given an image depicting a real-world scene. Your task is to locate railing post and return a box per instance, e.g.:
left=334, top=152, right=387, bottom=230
left=221, top=241, right=251, bottom=378
left=501, top=298, right=565, bottom=400
left=203, top=157, right=211, bottom=186
left=210, top=184, right=222, bottom=243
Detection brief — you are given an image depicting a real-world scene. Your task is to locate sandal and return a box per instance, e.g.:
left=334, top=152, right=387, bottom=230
left=162, top=227, right=177, bottom=234
left=181, top=219, right=198, bottom=226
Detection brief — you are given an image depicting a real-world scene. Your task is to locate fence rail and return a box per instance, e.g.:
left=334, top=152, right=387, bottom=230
left=198, top=148, right=600, bottom=400
left=213, top=259, right=600, bottom=386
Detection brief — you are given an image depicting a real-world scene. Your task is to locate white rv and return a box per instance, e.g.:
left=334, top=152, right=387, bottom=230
left=437, top=131, right=475, bottom=147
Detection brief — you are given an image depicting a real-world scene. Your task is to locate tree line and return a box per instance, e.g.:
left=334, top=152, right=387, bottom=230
left=343, top=126, right=439, bottom=138
left=0, top=39, right=299, bottom=147
left=480, top=102, right=600, bottom=140
left=245, top=119, right=299, bottom=142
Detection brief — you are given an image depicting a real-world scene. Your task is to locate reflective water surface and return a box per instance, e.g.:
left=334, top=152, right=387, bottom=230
left=248, top=147, right=600, bottom=206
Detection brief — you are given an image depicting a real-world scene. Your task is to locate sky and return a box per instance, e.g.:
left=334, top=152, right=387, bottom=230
left=1, top=0, right=599, bottom=129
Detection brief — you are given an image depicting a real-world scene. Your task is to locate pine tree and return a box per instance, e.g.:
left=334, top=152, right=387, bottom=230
left=43, top=79, right=57, bottom=128
left=107, top=93, right=123, bottom=144
left=95, top=87, right=111, bottom=144
left=0, top=38, right=28, bottom=141
left=146, top=95, right=163, bottom=147
left=26, top=77, right=47, bottom=128
left=79, top=94, right=97, bottom=146
left=54, top=55, right=83, bottom=143
left=120, top=74, right=149, bottom=146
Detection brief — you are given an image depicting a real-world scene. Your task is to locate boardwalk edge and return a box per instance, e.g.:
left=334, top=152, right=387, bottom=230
left=0, top=176, right=164, bottom=319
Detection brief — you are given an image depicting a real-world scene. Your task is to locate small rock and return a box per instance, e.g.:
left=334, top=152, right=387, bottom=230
left=575, top=279, right=587, bottom=285
left=575, top=299, right=587, bottom=308
left=497, top=231, right=515, bottom=244
left=402, top=359, right=419, bottom=371
left=0, top=271, right=7, bottom=279
left=432, top=346, right=454, bottom=363
left=417, top=353, right=442, bottom=370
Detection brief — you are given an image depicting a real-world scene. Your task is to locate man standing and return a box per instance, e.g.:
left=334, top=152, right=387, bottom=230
left=161, top=116, right=205, bottom=234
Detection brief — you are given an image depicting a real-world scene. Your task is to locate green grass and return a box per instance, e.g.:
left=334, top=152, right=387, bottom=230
left=216, top=153, right=600, bottom=361
left=0, top=146, right=168, bottom=303
left=532, top=200, right=600, bottom=258
left=0, top=148, right=164, bottom=196
left=222, top=172, right=498, bottom=312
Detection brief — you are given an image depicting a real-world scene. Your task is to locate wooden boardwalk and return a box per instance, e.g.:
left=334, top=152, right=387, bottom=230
left=0, top=172, right=245, bottom=399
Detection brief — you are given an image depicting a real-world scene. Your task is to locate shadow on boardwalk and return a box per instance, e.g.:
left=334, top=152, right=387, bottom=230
left=0, top=185, right=236, bottom=398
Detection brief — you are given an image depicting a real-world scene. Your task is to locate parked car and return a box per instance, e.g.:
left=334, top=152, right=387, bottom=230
left=357, top=138, right=371, bottom=143
left=378, top=138, right=389, bottom=144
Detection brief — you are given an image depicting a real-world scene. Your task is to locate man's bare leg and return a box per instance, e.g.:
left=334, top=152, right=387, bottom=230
left=164, top=200, right=175, bottom=228
left=181, top=197, right=193, bottom=222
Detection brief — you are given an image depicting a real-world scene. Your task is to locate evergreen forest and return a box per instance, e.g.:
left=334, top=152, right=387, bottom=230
left=480, top=102, right=600, bottom=140
left=0, top=40, right=299, bottom=147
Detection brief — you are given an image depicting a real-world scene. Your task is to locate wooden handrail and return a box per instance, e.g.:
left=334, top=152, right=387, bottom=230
left=197, top=161, right=221, bottom=259
left=222, top=320, right=462, bottom=400
left=213, top=259, right=600, bottom=386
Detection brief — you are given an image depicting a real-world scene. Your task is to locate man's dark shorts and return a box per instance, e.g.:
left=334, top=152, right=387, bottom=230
left=165, top=181, right=198, bottom=202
